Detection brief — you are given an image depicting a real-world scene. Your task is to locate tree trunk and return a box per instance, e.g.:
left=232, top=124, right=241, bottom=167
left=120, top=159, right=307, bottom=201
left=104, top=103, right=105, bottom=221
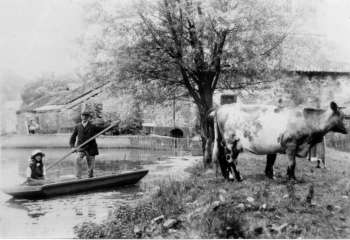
left=196, top=87, right=214, bottom=168
left=200, top=111, right=214, bottom=167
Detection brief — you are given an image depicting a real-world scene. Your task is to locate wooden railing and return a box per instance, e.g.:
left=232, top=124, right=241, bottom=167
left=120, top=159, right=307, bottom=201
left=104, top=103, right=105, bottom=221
left=326, top=133, right=350, bottom=152
left=0, top=134, right=202, bottom=153
left=101, top=135, right=196, bottom=151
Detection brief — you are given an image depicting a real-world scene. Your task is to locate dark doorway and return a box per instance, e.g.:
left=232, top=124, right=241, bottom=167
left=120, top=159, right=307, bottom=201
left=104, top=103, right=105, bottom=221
left=170, top=128, right=184, bottom=138
left=220, top=94, right=237, bottom=105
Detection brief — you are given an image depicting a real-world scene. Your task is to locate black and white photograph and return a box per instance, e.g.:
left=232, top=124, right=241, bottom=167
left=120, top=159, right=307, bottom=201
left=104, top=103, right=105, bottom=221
left=0, top=0, right=350, bottom=238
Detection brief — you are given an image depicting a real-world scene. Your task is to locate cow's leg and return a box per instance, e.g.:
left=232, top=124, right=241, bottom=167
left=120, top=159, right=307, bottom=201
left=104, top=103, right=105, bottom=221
left=212, top=133, right=220, bottom=176
left=218, top=143, right=229, bottom=179
left=265, top=154, right=276, bottom=179
left=213, top=138, right=228, bottom=179
left=317, top=157, right=326, bottom=169
left=318, top=139, right=326, bottom=169
left=286, top=149, right=297, bottom=180
left=231, top=157, right=243, bottom=182
left=212, top=119, right=229, bottom=179
left=316, top=159, right=321, bottom=168
left=307, top=148, right=311, bottom=162
left=226, top=146, right=242, bottom=182
left=225, top=148, right=234, bottom=180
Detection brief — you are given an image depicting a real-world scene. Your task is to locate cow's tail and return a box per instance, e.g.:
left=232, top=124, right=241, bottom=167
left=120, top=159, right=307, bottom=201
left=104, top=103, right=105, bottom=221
left=211, top=107, right=233, bottom=179
left=210, top=109, right=222, bottom=178
left=207, top=107, right=217, bottom=143
left=208, top=108, right=216, bottom=120
left=208, top=107, right=217, bottom=139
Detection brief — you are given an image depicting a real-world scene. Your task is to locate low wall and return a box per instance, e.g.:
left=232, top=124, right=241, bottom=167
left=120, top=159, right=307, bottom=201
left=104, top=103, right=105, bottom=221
left=0, top=134, right=202, bottom=152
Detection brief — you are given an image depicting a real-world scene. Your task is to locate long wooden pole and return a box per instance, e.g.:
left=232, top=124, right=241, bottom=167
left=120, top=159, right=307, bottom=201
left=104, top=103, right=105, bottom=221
left=46, top=121, right=118, bottom=170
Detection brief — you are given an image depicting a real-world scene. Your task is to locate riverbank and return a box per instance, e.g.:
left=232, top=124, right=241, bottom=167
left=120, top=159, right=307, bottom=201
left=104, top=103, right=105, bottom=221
left=75, top=148, right=350, bottom=238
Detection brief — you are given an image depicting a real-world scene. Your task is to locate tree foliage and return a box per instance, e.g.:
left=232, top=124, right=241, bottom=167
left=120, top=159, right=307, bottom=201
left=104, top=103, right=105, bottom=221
left=82, top=0, right=297, bottom=165
left=82, top=0, right=294, bottom=98
left=102, top=93, right=143, bottom=135
left=20, top=73, right=73, bottom=105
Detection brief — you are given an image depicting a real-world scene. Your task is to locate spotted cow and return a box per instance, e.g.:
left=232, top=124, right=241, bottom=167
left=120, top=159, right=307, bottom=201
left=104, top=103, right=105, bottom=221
left=211, top=102, right=347, bottom=181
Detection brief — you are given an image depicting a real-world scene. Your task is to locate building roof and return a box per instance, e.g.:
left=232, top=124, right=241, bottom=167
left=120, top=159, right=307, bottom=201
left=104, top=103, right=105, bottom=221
left=18, top=82, right=110, bottom=113
left=34, top=105, right=63, bottom=112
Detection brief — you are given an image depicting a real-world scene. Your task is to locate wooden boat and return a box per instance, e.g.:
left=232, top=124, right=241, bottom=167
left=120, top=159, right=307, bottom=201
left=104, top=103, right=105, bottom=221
left=2, top=170, right=148, bottom=199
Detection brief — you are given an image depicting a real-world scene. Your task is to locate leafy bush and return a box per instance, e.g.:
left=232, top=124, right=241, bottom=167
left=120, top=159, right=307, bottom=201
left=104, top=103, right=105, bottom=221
left=74, top=203, right=161, bottom=239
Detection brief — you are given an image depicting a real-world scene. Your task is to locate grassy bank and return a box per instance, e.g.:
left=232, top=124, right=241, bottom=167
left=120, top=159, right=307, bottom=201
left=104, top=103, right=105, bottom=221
left=74, top=148, right=350, bottom=238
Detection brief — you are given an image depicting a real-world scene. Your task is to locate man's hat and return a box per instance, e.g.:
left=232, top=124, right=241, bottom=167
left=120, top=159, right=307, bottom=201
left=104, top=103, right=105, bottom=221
left=81, top=110, right=92, bottom=116
left=31, top=149, right=45, bottom=158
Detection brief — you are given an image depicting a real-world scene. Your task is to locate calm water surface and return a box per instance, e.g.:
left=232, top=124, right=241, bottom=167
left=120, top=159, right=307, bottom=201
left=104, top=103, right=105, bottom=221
left=0, top=148, right=197, bottom=238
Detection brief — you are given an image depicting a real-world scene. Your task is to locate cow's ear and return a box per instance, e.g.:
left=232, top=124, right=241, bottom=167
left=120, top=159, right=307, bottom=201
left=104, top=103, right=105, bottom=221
left=330, top=101, right=338, bottom=112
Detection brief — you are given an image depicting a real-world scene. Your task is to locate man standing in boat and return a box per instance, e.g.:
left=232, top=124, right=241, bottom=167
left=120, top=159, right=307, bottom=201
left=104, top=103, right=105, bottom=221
left=69, top=110, right=109, bottom=179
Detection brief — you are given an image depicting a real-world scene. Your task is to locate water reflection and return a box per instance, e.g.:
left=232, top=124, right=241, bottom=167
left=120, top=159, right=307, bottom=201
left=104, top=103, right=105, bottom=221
left=5, top=184, right=144, bottom=220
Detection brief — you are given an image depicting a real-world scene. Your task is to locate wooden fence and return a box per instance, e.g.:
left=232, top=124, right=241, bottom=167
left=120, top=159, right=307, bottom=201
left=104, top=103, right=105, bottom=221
left=0, top=134, right=202, bottom=153
left=325, top=117, right=350, bottom=152
left=326, top=133, right=350, bottom=152
left=104, top=135, right=194, bottom=151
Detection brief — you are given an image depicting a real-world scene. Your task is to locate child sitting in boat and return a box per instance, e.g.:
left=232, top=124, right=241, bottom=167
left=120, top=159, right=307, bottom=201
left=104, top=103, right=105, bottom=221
left=26, top=149, right=47, bottom=185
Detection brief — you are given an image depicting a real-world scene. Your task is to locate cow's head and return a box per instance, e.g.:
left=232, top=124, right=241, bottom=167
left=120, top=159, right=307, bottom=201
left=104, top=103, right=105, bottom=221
left=327, top=102, right=348, bottom=134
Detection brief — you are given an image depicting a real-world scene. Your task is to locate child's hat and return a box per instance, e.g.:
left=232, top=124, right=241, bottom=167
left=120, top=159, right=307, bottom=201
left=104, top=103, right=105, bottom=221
left=31, top=149, right=45, bottom=158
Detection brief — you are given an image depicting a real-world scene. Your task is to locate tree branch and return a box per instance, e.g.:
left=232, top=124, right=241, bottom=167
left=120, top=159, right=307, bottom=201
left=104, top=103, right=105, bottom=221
left=211, top=30, right=228, bottom=89
left=179, top=66, right=201, bottom=104
left=261, top=32, right=289, bottom=57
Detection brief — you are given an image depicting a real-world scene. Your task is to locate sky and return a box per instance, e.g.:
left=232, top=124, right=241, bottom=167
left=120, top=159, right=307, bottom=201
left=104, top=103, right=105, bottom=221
left=0, top=0, right=86, bottom=79
left=317, top=0, right=350, bottom=63
left=0, top=0, right=350, bottom=81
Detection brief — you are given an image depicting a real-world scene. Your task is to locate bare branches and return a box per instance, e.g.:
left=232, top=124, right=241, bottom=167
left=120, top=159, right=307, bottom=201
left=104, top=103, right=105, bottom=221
left=163, top=0, right=183, bottom=58
left=179, top=66, right=202, bottom=104
left=261, top=32, right=289, bottom=57
left=139, top=13, right=177, bottom=59
left=134, top=0, right=291, bottom=104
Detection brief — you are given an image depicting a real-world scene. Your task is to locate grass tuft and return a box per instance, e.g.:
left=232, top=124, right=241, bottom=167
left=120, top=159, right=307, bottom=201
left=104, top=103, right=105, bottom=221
left=201, top=202, right=246, bottom=238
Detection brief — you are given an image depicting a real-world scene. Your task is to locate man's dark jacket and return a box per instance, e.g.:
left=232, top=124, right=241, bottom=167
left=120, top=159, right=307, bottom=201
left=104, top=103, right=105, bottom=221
left=69, top=122, right=104, bottom=156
